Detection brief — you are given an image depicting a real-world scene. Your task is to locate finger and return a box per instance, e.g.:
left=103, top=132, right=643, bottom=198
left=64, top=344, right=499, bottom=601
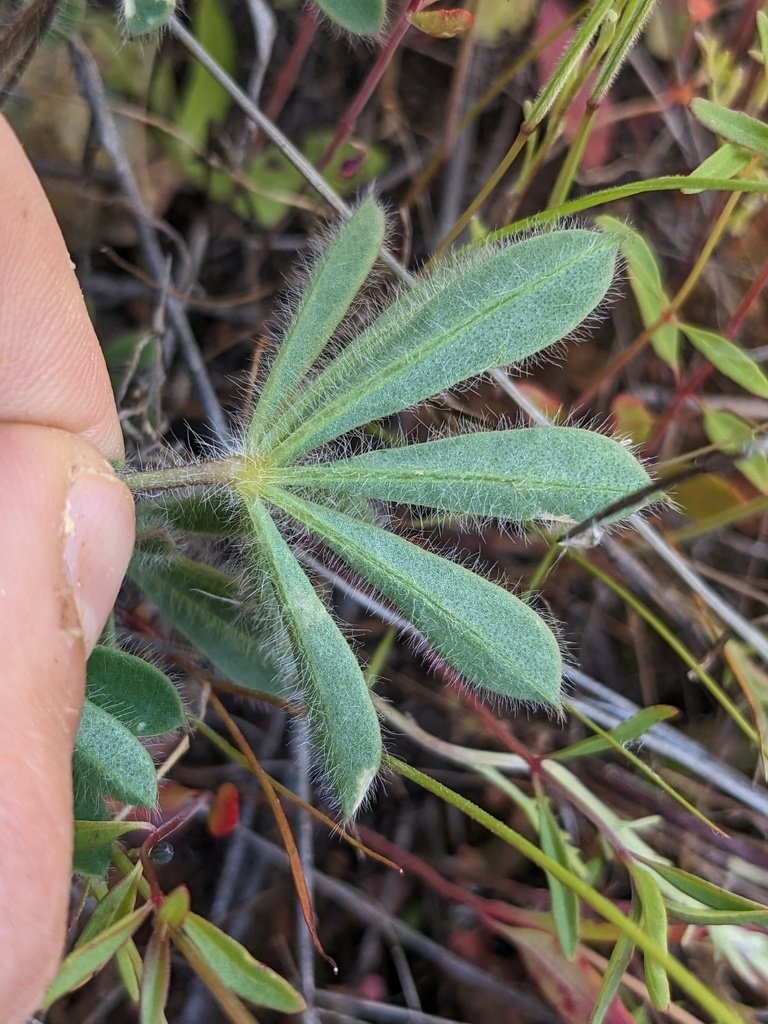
left=0, top=423, right=135, bottom=1023
left=0, top=115, right=123, bottom=460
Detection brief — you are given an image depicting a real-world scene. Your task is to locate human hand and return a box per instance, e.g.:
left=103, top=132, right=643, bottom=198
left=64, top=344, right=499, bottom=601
left=0, top=115, right=135, bottom=1022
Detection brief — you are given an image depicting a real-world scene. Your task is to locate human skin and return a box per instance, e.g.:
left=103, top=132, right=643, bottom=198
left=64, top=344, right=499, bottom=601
left=0, top=115, right=135, bottom=1021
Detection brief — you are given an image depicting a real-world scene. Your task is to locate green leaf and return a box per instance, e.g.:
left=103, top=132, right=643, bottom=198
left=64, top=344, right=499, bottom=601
left=42, top=904, right=151, bottom=1006
left=74, top=700, right=158, bottom=808
left=86, top=645, right=184, bottom=737
left=630, top=865, right=670, bottom=1011
left=538, top=798, right=579, bottom=959
left=137, top=491, right=245, bottom=536
left=314, top=0, right=385, bottom=35
left=262, top=230, right=618, bottom=463
left=702, top=406, right=768, bottom=493
left=644, top=859, right=768, bottom=917
left=759, top=11, right=768, bottom=76
left=213, top=132, right=388, bottom=230
left=691, top=97, right=768, bottom=160
left=116, top=940, right=144, bottom=1004
left=245, top=498, right=382, bottom=818
left=78, top=863, right=143, bottom=946
left=72, top=787, right=112, bottom=877
left=128, top=547, right=281, bottom=696
left=158, top=886, right=191, bottom=928
left=271, top=427, right=655, bottom=526
left=550, top=706, right=679, bottom=761
left=173, top=0, right=236, bottom=149
left=140, top=929, right=171, bottom=1024
left=596, top=216, right=680, bottom=372
left=122, top=0, right=175, bottom=35
left=664, top=903, right=768, bottom=926
left=266, top=487, right=563, bottom=706
left=682, top=323, right=768, bottom=398
left=589, top=921, right=636, bottom=1024
left=180, top=912, right=307, bottom=1011
left=247, top=198, right=386, bottom=448
left=74, top=819, right=152, bottom=854
left=683, top=142, right=753, bottom=194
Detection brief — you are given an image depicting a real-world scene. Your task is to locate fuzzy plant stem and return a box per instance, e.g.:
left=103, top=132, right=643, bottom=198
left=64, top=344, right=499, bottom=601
left=119, top=458, right=242, bottom=493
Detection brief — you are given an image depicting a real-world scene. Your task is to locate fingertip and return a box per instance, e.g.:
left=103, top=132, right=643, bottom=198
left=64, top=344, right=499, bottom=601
left=0, top=423, right=134, bottom=1022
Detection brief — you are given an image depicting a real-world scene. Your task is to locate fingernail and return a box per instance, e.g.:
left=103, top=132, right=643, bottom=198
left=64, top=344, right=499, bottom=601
left=63, top=469, right=135, bottom=652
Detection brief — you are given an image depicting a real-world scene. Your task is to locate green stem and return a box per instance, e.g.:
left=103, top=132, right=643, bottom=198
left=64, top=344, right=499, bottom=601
left=118, top=458, right=242, bottom=494
left=384, top=754, right=743, bottom=1024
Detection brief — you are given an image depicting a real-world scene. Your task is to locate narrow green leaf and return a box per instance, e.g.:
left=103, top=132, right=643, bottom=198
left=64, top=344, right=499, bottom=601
left=137, top=491, right=245, bottom=536
left=116, top=939, right=143, bottom=1004
left=42, top=904, right=151, bottom=1006
left=246, top=499, right=382, bottom=817
left=589, top=922, right=636, bottom=1024
left=266, top=487, right=563, bottom=706
left=74, top=819, right=152, bottom=853
left=596, top=216, right=680, bottom=372
left=74, top=700, right=158, bottom=808
left=314, top=0, right=385, bottom=35
left=271, top=427, right=655, bottom=525
left=758, top=11, right=768, bottom=77
left=173, top=0, right=236, bottom=149
left=630, top=865, right=670, bottom=1010
left=682, top=323, right=768, bottom=398
left=682, top=142, right=753, bottom=194
left=158, top=886, right=192, bottom=929
left=691, top=97, right=768, bottom=160
left=140, top=928, right=171, bottom=1024
left=78, top=864, right=143, bottom=946
left=72, top=787, right=112, bottom=877
left=703, top=406, right=768, bottom=493
left=538, top=799, right=579, bottom=959
left=247, top=198, right=386, bottom=449
left=664, top=903, right=768, bottom=926
left=263, top=230, right=618, bottom=463
left=181, top=912, right=307, bottom=1012
left=644, top=859, right=768, bottom=916
left=86, top=645, right=184, bottom=737
left=128, top=547, right=280, bottom=696
left=589, top=0, right=655, bottom=103
left=550, top=705, right=679, bottom=761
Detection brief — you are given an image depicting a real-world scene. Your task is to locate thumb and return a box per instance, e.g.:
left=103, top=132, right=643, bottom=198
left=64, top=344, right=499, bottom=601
left=0, top=422, right=134, bottom=1024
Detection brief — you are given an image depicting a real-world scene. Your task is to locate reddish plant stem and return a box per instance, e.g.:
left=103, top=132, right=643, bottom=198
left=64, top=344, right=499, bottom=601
left=316, top=0, right=433, bottom=172
left=140, top=794, right=211, bottom=904
left=262, top=6, right=319, bottom=126
left=356, top=824, right=549, bottom=926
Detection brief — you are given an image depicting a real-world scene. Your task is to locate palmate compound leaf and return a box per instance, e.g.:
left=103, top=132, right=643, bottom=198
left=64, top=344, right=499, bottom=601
left=260, top=486, right=563, bottom=707
left=253, top=227, right=619, bottom=464
left=269, top=426, right=655, bottom=526
left=245, top=498, right=382, bottom=819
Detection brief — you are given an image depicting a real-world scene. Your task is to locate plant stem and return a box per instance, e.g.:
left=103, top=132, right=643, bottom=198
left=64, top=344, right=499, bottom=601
left=316, top=0, right=432, bottom=172
left=385, top=754, right=744, bottom=1024
left=119, top=458, right=242, bottom=493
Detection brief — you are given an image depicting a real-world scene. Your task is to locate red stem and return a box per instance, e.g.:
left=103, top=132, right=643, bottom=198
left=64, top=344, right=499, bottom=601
left=316, top=0, right=432, bottom=171
left=262, top=6, right=319, bottom=126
